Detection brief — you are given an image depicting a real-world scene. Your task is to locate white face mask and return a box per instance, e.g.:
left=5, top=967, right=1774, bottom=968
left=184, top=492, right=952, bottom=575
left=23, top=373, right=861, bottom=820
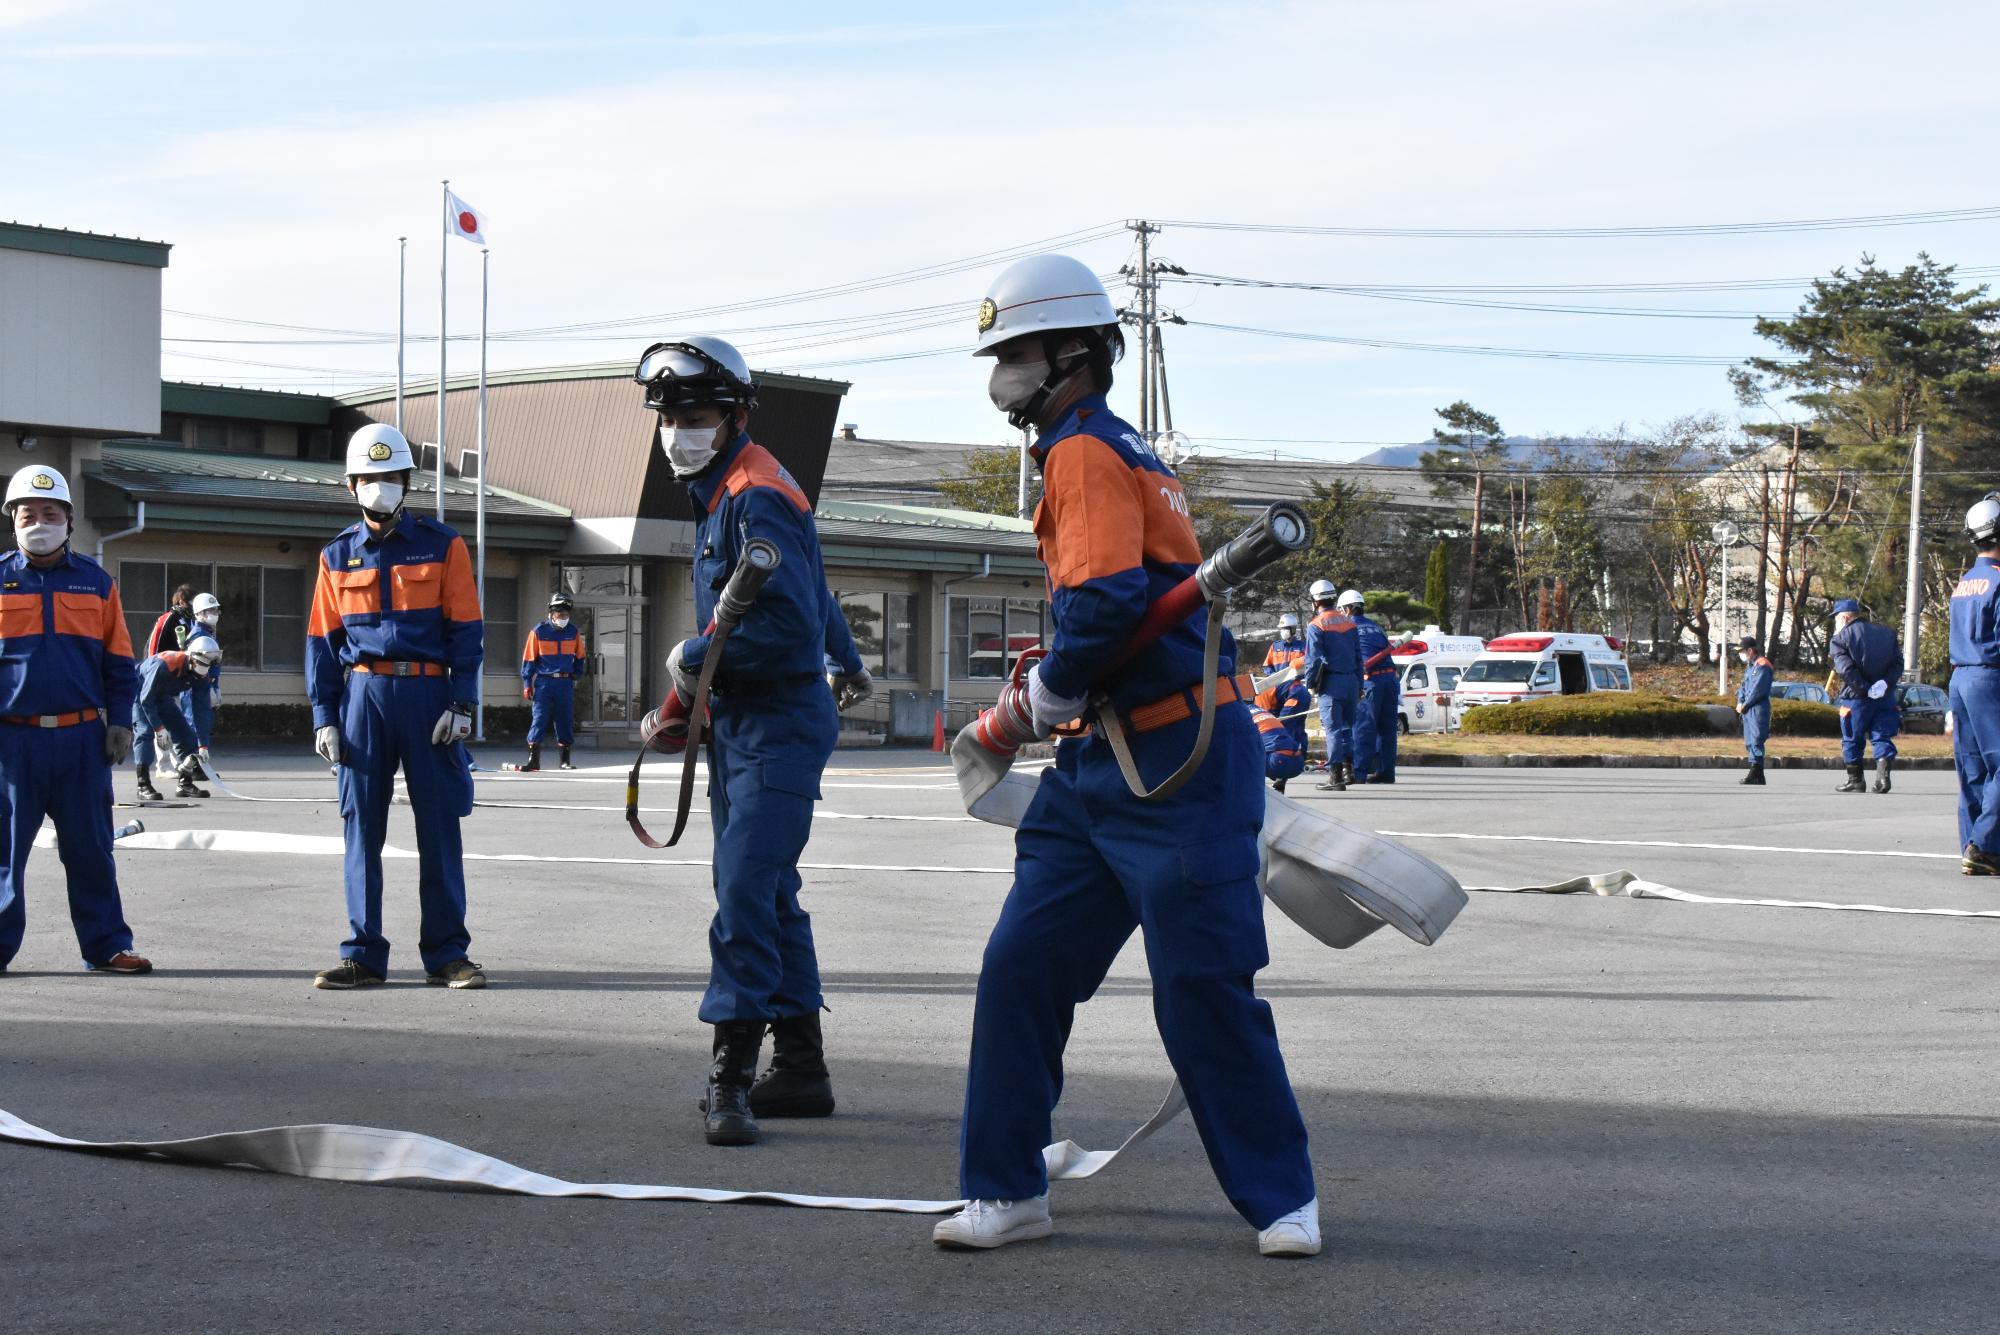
left=660, top=424, right=721, bottom=477
left=988, top=361, right=1049, bottom=414
left=551, top=614, right=570, bottom=627
left=197, top=610, right=220, bottom=628
left=1739, top=652, right=1753, bottom=664
left=190, top=659, right=212, bottom=677
left=356, top=479, right=404, bottom=516
left=17, top=522, right=65, bottom=556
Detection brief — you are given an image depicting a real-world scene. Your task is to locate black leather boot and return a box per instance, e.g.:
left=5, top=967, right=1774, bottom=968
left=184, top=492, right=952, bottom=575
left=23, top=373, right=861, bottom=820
left=1317, top=760, right=1346, bottom=792
left=1272, top=778, right=1287, bottom=794
left=1872, top=757, right=1893, bottom=793
left=135, top=764, right=162, bottom=802
left=520, top=743, right=540, bottom=773
left=750, top=1012, right=836, bottom=1118
left=558, top=745, right=574, bottom=770
left=703, top=1020, right=764, bottom=1146
left=1836, top=764, right=1867, bottom=793
left=1740, top=763, right=1765, bottom=786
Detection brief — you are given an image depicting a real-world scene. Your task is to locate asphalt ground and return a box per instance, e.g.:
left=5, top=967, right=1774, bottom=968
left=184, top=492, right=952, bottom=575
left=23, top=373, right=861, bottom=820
left=4, top=748, right=1997, bottom=1334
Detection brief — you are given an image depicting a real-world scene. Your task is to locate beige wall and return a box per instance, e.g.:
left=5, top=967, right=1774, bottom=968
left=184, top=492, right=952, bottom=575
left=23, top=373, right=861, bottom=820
left=0, top=249, right=160, bottom=436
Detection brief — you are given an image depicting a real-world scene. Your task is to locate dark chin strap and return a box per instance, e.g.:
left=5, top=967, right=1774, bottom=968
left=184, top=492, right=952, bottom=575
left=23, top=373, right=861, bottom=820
left=360, top=503, right=402, bottom=527
left=1006, top=345, right=1091, bottom=433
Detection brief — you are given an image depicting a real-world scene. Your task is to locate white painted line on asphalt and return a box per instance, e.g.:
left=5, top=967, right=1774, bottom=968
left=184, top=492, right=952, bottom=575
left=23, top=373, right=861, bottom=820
left=1472, top=869, right=2000, bottom=920
left=1385, top=829, right=1959, bottom=861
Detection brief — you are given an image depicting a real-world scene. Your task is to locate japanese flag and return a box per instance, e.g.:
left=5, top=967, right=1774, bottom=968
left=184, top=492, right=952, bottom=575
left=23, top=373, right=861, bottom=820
left=446, top=190, right=487, bottom=244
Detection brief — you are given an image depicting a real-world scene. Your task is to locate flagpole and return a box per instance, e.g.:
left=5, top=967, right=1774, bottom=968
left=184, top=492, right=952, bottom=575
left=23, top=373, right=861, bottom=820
left=475, top=247, right=490, bottom=743
left=395, top=236, right=406, bottom=433
left=435, top=179, right=448, bottom=519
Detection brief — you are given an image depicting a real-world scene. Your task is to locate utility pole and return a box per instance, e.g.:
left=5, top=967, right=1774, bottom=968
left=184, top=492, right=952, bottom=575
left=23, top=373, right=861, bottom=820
left=1902, top=423, right=1926, bottom=679
left=1127, top=219, right=1159, bottom=446
left=1463, top=466, right=1484, bottom=631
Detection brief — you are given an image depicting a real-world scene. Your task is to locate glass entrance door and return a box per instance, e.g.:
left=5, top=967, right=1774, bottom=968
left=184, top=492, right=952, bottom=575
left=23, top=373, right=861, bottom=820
left=582, top=603, right=644, bottom=729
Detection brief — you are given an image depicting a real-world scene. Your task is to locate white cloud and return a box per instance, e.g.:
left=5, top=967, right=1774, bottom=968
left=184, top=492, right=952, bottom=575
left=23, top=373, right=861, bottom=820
left=0, top=0, right=96, bottom=29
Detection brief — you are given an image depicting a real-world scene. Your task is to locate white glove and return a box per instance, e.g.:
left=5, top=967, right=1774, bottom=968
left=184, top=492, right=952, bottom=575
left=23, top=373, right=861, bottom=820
left=315, top=725, right=341, bottom=764
left=830, top=666, right=874, bottom=710
left=666, top=639, right=697, bottom=704
left=103, top=725, right=133, bottom=766
left=432, top=706, right=473, bottom=746
left=1026, top=664, right=1088, bottom=731
left=1866, top=678, right=1889, bottom=700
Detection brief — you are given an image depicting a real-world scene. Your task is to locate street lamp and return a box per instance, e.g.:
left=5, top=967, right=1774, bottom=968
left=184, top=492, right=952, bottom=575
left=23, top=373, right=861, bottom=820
left=1712, top=519, right=1740, bottom=695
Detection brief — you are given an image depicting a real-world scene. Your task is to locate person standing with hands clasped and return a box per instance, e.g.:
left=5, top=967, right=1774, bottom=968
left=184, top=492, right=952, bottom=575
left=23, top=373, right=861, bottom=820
left=0, top=464, right=152, bottom=975
left=516, top=591, right=584, bottom=772
left=306, top=424, right=486, bottom=991
left=1734, top=636, right=1772, bottom=786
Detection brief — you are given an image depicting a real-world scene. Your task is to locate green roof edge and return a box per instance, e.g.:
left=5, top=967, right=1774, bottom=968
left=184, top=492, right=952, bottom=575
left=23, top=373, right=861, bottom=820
left=0, top=221, right=171, bottom=269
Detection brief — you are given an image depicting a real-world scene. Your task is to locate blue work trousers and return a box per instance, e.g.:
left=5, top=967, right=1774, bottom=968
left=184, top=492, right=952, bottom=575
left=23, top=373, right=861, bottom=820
left=1318, top=677, right=1359, bottom=765
left=1838, top=696, right=1899, bottom=765
left=1951, top=666, right=2000, bottom=855
left=0, top=718, right=135, bottom=969
left=698, top=680, right=837, bottom=1024
left=958, top=705, right=1315, bottom=1229
left=183, top=684, right=214, bottom=748
left=1353, top=675, right=1401, bottom=780
left=527, top=676, right=575, bottom=746
left=336, top=671, right=474, bottom=976
left=134, top=695, right=199, bottom=770
left=1740, top=702, right=1770, bottom=765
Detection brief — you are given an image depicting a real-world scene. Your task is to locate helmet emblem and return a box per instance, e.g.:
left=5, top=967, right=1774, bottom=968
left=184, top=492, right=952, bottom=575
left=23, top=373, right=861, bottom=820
left=30, top=473, right=53, bottom=490
left=367, top=443, right=392, bottom=462
left=976, top=298, right=997, bottom=334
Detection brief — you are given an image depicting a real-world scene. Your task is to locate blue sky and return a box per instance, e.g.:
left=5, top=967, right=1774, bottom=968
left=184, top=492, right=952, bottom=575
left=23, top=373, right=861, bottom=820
left=7, top=0, right=2000, bottom=460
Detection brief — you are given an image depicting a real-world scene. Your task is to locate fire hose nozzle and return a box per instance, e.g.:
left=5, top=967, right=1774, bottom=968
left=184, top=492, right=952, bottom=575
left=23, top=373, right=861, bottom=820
left=714, top=539, right=782, bottom=626
left=1195, top=501, right=1310, bottom=602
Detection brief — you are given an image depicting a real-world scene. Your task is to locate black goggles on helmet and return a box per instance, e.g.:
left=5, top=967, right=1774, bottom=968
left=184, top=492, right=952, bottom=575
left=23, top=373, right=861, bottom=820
left=634, top=342, right=756, bottom=411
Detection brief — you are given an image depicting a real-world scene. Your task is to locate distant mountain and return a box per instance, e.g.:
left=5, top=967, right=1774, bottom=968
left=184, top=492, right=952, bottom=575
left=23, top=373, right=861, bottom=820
left=1352, top=436, right=1609, bottom=468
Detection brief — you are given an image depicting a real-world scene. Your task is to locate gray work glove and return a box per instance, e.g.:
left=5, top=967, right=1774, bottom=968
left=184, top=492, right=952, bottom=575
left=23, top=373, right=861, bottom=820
left=666, top=639, right=697, bottom=705
left=103, top=725, right=133, bottom=766
left=315, top=725, right=341, bottom=764
left=431, top=705, right=473, bottom=746
left=830, top=666, right=875, bottom=711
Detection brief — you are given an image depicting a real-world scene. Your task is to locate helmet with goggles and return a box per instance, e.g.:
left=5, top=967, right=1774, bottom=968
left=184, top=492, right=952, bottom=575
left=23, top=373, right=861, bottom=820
left=1967, top=491, right=2000, bottom=545
left=634, top=337, right=757, bottom=412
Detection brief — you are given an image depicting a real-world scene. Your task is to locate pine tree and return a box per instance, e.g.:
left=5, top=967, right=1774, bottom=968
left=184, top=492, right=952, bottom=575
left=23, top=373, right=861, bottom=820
left=1424, top=541, right=1452, bottom=633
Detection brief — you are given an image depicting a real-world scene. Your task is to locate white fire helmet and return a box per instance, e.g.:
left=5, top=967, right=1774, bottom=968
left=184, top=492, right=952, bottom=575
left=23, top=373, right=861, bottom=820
left=1278, top=612, right=1301, bottom=630
left=192, top=592, right=221, bottom=616
left=186, top=635, right=223, bottom=669
left=1336, top=589, right=1365, bottom=610
left=1967, top=491, right=2000, bottom=544
left=346, top=423, right=416, bottom=477
left=5, top=464, right=73, bottom=513
left=1308, top=579, right=1338, bottom=603
left=973, top=254, right=1118, bottom=356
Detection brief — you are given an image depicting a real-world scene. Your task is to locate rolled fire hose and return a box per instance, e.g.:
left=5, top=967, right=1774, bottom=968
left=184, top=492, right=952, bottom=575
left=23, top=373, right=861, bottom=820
left=627, top=539, right=782, bottom=849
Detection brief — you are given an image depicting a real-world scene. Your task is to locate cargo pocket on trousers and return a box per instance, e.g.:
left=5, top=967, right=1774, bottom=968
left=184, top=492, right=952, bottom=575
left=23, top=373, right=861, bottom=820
left=1155, top=834, right=1269, bottom=980
left=759, top=764, right=822, bottom=802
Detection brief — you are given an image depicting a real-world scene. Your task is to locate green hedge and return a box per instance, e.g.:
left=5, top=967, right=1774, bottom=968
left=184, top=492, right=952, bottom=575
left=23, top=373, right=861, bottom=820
left=212, top=703, right=538, bottom=741
left=1457, top=692, right=1713, bottom=737
left=1684, top=694, right=1843, bottom=737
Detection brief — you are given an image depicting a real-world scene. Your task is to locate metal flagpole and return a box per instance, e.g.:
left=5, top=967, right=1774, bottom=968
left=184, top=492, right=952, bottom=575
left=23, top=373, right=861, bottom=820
left=475, top=248, right=490, bottom=742
left=436, top=179, right=449, bottom=519
left=395, top=236, right=406, bottom=432
left=1902, top=424, right=1925, bottom=677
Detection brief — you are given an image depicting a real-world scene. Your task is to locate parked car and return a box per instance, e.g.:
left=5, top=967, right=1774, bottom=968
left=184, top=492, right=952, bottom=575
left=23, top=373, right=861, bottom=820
left=1769, top=681, right=1830, bottom=705
left=1897, top=681, right=1948, bottom=733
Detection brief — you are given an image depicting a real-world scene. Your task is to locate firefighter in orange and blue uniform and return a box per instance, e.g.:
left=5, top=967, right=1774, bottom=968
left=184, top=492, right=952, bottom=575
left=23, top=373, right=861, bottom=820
left=1303, top=582, right=1360, bottom=790
left=1253, top=703, right=1306, bottom=790
left=933, top=255, right=1319, bottom=1257
left=518, top=591, right=585, bottom=771
left=634, top=337, right=871, bottom=1148
left=1949, top=493, right=2000, bottom=875
left=1346, top=591, right=1401, bottom=784
left=1254, top=672, right=1313, bottom=793
left=0, top=464, right=152, bottom=975
left=306, top=424, right=485, bottom=991
left=132, top=637, right=221, bottom=801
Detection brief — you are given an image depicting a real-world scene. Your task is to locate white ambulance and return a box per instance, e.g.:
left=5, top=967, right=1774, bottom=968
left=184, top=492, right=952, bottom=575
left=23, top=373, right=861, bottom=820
left=1447, top=632, right=1633, bottom=729
left=1388, top=626, right=1487, bottom=734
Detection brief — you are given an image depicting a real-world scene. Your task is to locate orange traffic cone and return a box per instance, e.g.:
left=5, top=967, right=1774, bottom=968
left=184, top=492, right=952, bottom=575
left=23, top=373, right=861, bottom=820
left=932, top=710, right=946, bottom=752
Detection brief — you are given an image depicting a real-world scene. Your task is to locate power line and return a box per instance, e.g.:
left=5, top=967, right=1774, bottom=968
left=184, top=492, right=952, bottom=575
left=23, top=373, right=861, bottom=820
left=1185, top=319, right=1779, bottom=366
left=1153, top=205, right=2000, bottom=239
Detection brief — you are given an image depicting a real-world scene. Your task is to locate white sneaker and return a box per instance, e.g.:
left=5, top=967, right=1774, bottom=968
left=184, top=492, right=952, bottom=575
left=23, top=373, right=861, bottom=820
left=1257, top=1197, right=1321, bottom=1257
left=931, top=1195, right=1053, bottom=1250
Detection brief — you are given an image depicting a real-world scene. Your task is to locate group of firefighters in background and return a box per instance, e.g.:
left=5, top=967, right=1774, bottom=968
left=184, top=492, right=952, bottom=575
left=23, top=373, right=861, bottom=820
left=1251, top=586, right=1401, bottom=793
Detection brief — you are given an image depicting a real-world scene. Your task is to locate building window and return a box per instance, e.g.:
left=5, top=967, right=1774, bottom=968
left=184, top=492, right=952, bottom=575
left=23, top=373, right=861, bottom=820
left=483, top=576, right=520, bottom=669
left=829, top=591, right=918, bottom=680
left=884, top=592, right=916, bottom=679
left=949, top=596, right=1046, bottom=680
left=262, top=567, right=307, bottom=672
left=120, top=560, right=167, bottom=653
left=214, top=565, right=261, bottom=669
left=1006, top=598, right=1048, bottom=667
left=556, top=562, right=646, bottom=599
